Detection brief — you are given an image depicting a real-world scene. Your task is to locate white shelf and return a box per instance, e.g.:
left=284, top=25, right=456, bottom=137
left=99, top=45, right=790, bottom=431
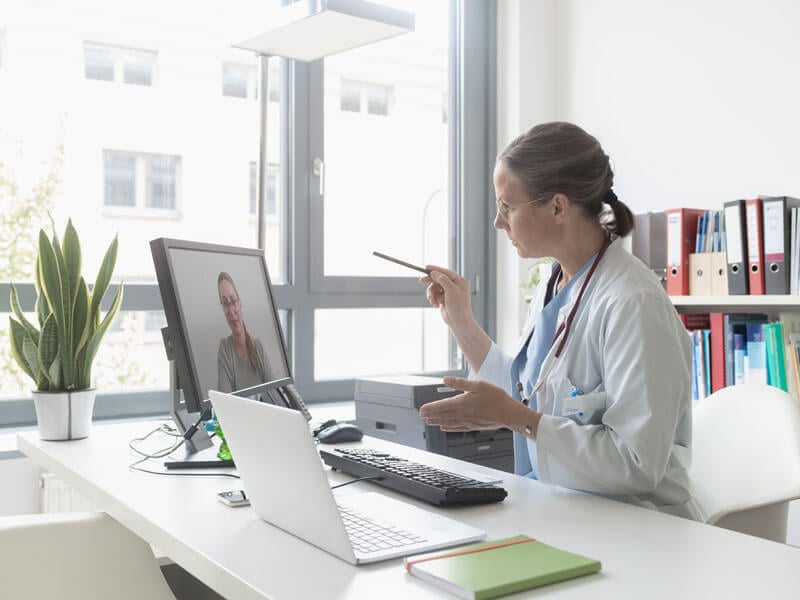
left=670, top=295, right=800, bottom=313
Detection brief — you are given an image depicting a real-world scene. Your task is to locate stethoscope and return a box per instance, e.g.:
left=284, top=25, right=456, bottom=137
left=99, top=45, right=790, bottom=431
left=516, top=235, right=612, bottom=406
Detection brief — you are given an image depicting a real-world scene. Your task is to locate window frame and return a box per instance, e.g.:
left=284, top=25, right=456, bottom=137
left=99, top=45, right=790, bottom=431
left=282, top=0, right=496, bottom=402
left=0, top=0, right=496, bottom=425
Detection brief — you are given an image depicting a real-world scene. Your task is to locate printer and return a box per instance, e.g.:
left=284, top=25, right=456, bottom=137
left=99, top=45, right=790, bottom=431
left=354, top=375, right=514, bottom=473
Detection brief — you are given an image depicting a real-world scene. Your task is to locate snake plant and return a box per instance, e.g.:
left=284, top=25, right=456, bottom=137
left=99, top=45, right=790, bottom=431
left=8, top=219, right=123, bottom=391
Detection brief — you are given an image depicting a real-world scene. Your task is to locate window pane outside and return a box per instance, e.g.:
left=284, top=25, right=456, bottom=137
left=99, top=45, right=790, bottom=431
left=222, top=62, right=251, bottom=98
left=122, top=49, right=155, bottom=86
left=315, top=308, right=453, bottom=380
left=0, top=0, right=493, bottom=412
left=103, top=151, right=136, bottom=206
left=146, top=154, right=177, bottom=209
left=323, top=0, right=450, bottom=277
left=84, top=45, right=114, bottom=81
left=0, top=0, right=283, bottom=406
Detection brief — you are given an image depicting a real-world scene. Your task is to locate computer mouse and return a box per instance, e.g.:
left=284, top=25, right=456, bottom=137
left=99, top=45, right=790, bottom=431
left=317, top=422, right=364, bottom=444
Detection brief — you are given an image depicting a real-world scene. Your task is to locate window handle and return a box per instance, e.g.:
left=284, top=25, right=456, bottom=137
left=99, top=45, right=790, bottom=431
left=313, top=158, right=325, bottom=196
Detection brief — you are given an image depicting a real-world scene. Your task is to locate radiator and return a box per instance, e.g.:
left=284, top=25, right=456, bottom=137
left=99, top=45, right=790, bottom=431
left=40, top=472, right=95, bottom=513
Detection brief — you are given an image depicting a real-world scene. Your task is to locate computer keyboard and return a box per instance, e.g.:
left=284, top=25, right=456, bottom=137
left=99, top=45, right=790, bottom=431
left=320, top=447, right=508, bottom=506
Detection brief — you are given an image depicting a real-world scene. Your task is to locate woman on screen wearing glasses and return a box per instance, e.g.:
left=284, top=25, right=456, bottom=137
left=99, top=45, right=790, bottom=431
left=419, top=122, right=703, bottom=520
left=217, top=271, right=268, bottom=393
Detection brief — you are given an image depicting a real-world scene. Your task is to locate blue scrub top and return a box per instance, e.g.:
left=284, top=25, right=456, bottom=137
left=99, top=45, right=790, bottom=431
left=511, top=257, right=593, bottom=478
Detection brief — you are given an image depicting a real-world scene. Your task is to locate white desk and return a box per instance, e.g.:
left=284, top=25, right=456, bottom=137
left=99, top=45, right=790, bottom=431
left=17, top=421, right=800, bottom=599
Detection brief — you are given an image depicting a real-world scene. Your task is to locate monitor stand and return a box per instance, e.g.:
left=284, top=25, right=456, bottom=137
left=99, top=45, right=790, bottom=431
left=164, top=361, right=234, bottom=469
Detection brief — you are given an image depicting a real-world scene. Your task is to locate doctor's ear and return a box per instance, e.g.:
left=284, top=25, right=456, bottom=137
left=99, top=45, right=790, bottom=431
left=551, top=193, right=570, bottom=218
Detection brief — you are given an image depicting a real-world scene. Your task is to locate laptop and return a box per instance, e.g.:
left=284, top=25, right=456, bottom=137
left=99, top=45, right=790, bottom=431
left=209, top=389, right=486, bottom=565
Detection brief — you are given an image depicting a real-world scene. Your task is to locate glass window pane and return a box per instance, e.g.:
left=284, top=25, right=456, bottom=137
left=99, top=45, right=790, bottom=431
left=222, top=62, right=251, bottom=98
left=122, top=50, right=155, bottom=86
left=315, top=308, right=454, bottom=380
left=340, top=79, right=361, bottom=112
left=366, top=83, right=391, bottom=116
left=146, top=154, right=178, bottom=209
left=93, top=310, right=169, bottom=391
left=103, top=151, right=136, bottom=206
left=323, top=0, right=450, bottom=276
left=1, top=0, right=287, bottom=404
left=84, top=45, right=114, bottom=81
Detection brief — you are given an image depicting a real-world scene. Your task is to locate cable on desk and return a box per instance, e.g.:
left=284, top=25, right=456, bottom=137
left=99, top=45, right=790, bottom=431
left=329, top=476, right=385, bottom=490
left=128, top=417, right=237, bottom=479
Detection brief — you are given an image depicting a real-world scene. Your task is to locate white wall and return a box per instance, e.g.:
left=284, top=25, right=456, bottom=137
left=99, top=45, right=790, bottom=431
left=0, top=451, right=41, bottom=515
left=497, top=0, right=800, bottom=348
left=496, top=0, right=800, bottom=546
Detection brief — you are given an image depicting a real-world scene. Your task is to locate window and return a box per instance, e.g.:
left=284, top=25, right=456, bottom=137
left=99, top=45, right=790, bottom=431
left=84, top=43, right=155, bottom=86
left=339, top=79, right=393, bottom=116
left=250, top=162, right=278, bottom=217
left=0, top=0, right=493, bottom=423
left=223, top=61, right=280, bottom=101
left=103, top=151, right=179, bottom=212
left=103, top=152, right=136, bottom=206
left=222, top=62, right=254, bottom=98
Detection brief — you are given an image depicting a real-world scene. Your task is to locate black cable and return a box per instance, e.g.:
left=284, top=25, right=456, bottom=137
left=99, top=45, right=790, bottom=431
left=330, top=476, right=385, bottom=490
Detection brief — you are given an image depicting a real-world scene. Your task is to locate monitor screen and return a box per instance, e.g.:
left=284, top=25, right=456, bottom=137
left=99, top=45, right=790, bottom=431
left=150, top=238, right=291, bottom=416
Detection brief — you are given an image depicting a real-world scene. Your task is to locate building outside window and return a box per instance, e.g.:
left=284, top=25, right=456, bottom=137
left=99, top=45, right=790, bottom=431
left=222, top=62, right=254, bottom=98
left=223, top=61, right=280, bottom=101
left=103, top=150, right=179, bottom=212
left=84, top=43, right=156, bottom=86
left=339, top=79, right=392, bottom=116
left=0, top=0, right=494, bottom=423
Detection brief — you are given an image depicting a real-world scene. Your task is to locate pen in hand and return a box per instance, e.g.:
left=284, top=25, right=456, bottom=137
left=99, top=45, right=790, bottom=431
left=372, top=251, right=432, bottom=275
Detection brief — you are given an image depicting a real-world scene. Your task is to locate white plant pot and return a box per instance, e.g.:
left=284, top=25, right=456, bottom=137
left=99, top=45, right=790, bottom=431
left=32, top=389, right=97, bottom=441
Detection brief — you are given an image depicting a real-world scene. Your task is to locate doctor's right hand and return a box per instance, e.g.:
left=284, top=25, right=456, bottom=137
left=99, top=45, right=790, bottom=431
left=420, top=264, right=473, bottom=331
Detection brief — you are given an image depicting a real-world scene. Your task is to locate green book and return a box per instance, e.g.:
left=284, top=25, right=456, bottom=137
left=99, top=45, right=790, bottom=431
left=765, top=322, right=789, bottom=392
left=404, top=535, right=601, bottom=600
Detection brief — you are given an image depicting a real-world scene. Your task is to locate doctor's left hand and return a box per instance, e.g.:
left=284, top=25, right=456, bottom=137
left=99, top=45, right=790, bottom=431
left=419, top=376, right=519, bottom=432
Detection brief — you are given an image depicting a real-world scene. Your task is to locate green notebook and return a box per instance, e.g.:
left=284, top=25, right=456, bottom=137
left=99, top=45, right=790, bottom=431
left=404, top=535, right=601, bottom=600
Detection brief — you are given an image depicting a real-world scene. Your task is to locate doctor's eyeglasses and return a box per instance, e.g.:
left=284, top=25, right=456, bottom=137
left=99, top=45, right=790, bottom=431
left=495, top=195, right=552, bottom=219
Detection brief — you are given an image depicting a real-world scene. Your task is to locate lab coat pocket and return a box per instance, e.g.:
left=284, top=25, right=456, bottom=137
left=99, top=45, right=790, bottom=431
left=561, top=392, right=608, bottom=426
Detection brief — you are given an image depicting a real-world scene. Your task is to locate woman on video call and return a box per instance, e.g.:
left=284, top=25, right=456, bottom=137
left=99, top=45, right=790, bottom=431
left=418, top=121, right=702, bottom=520
left=217, top=271, right=269, bottom=393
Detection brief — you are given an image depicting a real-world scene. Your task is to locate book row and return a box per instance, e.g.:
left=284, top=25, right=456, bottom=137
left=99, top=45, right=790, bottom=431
left=684, top=313, right=800, bottom=403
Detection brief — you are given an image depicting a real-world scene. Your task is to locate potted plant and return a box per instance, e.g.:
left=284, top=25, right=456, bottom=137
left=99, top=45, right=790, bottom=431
left=8, top=218, right=123, bottom=440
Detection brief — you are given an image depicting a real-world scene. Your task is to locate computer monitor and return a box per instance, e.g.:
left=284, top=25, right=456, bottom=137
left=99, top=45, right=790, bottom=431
left=150, top=237, right=310, bottom=465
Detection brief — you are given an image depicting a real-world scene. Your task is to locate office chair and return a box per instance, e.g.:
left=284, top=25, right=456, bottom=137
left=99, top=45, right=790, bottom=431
left=689, top=383, right=800, bottom=543
left=0, top=511, right=176, bottom=599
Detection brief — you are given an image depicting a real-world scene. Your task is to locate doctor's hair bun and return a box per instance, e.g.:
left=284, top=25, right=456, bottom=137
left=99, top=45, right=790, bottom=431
left=498, top=122, right=634, bottom=237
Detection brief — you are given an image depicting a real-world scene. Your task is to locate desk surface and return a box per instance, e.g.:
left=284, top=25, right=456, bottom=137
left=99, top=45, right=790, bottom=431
left=18, top=421, right=800, bottom=600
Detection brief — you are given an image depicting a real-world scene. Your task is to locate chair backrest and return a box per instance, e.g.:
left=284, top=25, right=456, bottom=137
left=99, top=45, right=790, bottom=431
left=0, top=511, right=176, bottom=600
left=690, top=383, right=800, bottom=539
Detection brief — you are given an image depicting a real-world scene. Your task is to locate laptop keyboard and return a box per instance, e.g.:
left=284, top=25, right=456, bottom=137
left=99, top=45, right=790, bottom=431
left=338, top=504, right=428, bottom=554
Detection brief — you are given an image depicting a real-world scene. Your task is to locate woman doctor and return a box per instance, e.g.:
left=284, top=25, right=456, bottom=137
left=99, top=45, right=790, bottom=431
left=419, top=122, right=703, bottom=520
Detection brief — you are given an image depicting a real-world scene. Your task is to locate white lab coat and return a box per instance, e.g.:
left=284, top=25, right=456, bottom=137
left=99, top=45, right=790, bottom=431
left=475, top=239, right=704, bottom=520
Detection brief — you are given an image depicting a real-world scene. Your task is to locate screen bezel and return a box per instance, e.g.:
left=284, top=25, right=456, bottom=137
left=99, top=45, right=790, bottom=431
left=150, top=237, right=293, bottom=416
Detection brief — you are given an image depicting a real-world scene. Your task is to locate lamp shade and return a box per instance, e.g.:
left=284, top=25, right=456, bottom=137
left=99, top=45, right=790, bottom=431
left=233, top=0, right=415, bottom=61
